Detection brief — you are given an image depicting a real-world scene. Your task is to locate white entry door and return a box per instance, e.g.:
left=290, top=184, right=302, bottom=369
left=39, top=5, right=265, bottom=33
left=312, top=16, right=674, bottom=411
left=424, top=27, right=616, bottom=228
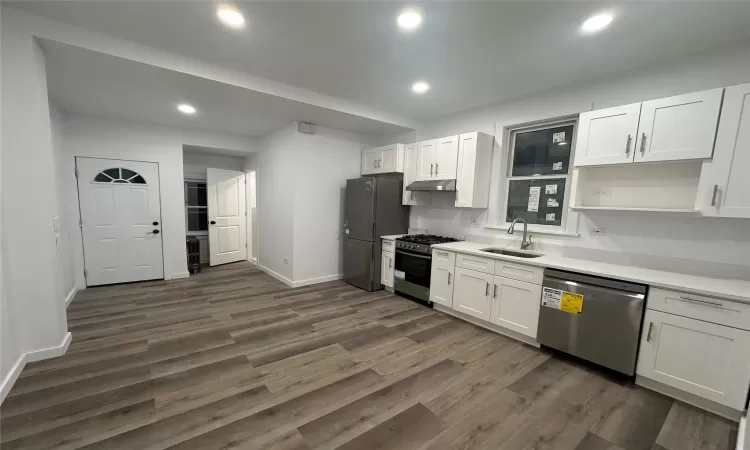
left=207, top=168, right=247, bottom=266
left=76, top=157, right=164, bottom=286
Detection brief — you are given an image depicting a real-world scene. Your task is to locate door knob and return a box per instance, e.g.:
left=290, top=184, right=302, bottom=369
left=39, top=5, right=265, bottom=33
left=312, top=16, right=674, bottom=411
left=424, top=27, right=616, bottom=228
left=152, top=221, right=159, bottom=226
left=152, top=230, right=160, bottom=234
left=210, top=220, right=216, bottom=225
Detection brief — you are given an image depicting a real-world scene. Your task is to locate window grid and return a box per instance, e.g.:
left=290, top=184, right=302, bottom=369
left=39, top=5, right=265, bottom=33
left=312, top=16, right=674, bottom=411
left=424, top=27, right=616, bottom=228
left=501, top=119, right=578, bottom=232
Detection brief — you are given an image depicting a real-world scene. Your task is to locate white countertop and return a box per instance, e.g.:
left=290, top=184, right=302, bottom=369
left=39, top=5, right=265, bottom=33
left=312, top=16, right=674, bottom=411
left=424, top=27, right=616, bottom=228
left=381, top=234, right=407, bottom=240
left=431, top=241, right=750, bottom=304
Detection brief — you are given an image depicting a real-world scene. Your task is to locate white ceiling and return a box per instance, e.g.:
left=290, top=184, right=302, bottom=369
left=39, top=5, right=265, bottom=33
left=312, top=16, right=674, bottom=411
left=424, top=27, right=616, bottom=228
left=14, top=1, right=750, bottom=122
left=41, top=40, right=411, bottom=137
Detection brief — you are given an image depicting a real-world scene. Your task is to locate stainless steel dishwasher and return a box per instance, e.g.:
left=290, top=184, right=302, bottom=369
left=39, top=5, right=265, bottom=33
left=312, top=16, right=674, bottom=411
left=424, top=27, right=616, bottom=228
left=537, top=268, right=647, bottom=376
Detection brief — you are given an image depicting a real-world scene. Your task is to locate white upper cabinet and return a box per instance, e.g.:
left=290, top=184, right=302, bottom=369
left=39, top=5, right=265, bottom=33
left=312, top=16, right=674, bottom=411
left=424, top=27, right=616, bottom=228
left=455, top=132, right=494, bottom=208
left=415, top=139, right=437, bottom=181
left=361, top=144, right=404, bottom=175
left=434, top=135, right=459, bottom=179
left=575, top=103, right=642, bottom=167
left=379, top=144, right=401, bottom=173
left=453, top=267, right=493, bottom=321
left=702, top=83, right=750, bottom=218
left=402, top=143, right=430, bottom=206
left=414, top=136, right=460, bottom=181
left=361, top=148, right=380, bottom=174
left=634, top=89, right=723, bottom=163
left=575, top=88, right=723, bottom=167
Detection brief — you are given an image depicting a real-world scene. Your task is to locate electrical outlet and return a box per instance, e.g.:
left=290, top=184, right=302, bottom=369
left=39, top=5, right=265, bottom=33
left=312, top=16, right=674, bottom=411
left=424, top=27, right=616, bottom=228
left=595, top=189, right=612, bottom=198
left=591, top=227, right=607, bottom=236
left=284, top=258, right=288, bottom=264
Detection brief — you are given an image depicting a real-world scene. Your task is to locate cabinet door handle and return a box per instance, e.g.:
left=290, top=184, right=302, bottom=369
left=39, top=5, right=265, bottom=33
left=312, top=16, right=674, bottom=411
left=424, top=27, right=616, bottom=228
left=447, top=272, right=451, bottom=285
left=493, top=284, right=498, bottom=299
left=430, top=163, right=433, bottom=176
left=710, top=185, right=719, bottom=207
left=678, top=296, right=723, bottom=308
left=389, top=257, right=392, bottom=269
left=646, top=322, right=654, bottom=342
left=640, top=132, right=647, bottom=154
left=625, top=134, right=631, bottom=155
left=485, top=282, right=490, bottom=296
left=435, top=163, right=439, bottom=175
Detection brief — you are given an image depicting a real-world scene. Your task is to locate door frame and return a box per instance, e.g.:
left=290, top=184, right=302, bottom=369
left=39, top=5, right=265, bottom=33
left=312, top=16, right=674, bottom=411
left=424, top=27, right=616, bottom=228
left=75, top=156, right=166, bottom=287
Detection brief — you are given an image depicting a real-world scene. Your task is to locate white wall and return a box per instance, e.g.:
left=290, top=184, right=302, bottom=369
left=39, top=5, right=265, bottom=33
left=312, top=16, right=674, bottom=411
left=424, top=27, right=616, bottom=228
left=183, top=150, right=245, bottom=180
left=292, top=127, right=364, bottom=283
left=412, top=41, right=750, bottom=269
left=1, top=8, right=70, bottom=395
left=50, top=106, right=77, bottom=304
left=248, top=123, right=366, bottom=285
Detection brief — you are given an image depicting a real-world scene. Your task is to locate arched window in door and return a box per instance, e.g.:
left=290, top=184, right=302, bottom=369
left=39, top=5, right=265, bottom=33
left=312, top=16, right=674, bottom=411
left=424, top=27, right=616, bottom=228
left=93, top=168, right=147, bottom=184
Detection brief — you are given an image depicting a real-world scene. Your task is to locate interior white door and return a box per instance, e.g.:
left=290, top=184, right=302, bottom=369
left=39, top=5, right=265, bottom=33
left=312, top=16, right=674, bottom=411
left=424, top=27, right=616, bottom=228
left=574, top=103, right=642, bottom=166
left=76, top=157, right=164, bottom=286
left=702, top=83, right=750, bottom=218
left=453, top=267, right=493, bottom=321
left=415, top=140, right=436, bottom=181
left=207, top=168, right=247, bottom=266
left=634, top=88, right=723, bottom=163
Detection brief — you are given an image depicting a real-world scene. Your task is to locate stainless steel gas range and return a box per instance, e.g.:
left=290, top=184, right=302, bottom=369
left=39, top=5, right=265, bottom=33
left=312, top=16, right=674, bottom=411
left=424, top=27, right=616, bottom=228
left=393, top=234, right=460, bottom=304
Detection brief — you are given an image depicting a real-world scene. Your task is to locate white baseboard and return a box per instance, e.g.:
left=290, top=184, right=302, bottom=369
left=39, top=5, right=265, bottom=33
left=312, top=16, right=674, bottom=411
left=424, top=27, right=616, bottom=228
left=0, top=354, right=26, bottom=404
left=170, top=271, right=190, bottom=280
left=258, top=265, right=294, bottom=287
left=292, top=273, right=343, bottom=288
left=737, top=414, right=747, bottom=450
left=64, top=286, right=78, bottom=308
left=1, top=332, right=72, bottom=404
left=26, top=332, right=72, bottom=363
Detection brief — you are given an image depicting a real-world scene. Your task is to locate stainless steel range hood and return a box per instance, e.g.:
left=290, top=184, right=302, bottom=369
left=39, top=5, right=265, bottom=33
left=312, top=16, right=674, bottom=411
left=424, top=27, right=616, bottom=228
left=405, top=179, right=457, bottom=191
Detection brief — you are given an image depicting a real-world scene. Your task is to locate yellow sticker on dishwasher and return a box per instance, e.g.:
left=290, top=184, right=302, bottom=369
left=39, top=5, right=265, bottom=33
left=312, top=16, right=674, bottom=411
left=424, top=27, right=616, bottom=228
left=560, top=292, right=584, bottom=314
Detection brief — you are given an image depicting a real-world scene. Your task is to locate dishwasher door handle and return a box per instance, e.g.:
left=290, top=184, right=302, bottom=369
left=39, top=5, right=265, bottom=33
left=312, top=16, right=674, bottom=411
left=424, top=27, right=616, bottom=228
left=646, top=322, right=654, bottom=342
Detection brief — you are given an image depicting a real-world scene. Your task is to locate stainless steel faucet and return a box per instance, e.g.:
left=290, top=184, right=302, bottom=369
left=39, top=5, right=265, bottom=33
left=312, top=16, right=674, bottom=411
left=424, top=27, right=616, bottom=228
left=508, top=218, right=532, bottom=250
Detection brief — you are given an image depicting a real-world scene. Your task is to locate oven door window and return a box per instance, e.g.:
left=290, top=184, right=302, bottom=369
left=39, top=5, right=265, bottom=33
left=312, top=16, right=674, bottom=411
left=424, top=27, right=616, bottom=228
left=395, top=250, right=431, bottom=287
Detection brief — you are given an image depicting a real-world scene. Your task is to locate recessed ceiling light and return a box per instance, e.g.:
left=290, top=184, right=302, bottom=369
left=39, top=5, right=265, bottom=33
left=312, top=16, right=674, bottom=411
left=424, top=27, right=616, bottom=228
left=217, top=4, right=246, bottom=29
left=177, top=104, right=196, bottom=115
left=411, top=81, right=430, bottom=94
left=580, top=12, right=613, bottom=35
left=397, top=9, right=422, bottom=31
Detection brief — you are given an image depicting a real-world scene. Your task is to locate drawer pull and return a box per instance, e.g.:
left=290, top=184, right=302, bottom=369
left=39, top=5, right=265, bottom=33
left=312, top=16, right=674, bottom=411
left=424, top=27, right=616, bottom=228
left=646, top=322, right=654, bottom=342
left=437, top=252, right=449, bottom=257
left=678, top=296, right=723, bottom=308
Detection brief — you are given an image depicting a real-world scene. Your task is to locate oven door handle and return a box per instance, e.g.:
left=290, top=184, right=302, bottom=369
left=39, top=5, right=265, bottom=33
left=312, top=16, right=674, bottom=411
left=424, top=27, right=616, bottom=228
left=395, top=249, right=431, bottom=259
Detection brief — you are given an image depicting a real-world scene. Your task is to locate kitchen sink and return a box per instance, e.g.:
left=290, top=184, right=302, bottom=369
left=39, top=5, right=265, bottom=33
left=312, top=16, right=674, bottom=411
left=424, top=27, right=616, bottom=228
left=479, top=248, right=543, bottom=258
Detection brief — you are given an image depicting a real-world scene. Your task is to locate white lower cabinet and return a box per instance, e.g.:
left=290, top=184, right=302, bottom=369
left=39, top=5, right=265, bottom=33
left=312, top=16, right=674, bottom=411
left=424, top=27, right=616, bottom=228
left=429, top=261, right=454, bottom=307
left=381, top=251, right=394, bottom=288
left=489, top=276, right=542, bottom=339
left=637, top=309, right=750, bottom=410
left=453, top=267, right=493, bottom=321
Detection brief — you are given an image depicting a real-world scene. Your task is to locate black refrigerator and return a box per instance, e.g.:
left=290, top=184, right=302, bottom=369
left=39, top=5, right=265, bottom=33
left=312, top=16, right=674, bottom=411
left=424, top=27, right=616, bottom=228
left=343, top=177, right=409, bottom=291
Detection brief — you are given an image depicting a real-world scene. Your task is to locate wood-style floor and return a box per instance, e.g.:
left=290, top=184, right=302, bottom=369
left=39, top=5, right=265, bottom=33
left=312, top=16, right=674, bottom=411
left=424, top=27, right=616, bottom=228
left=1, top=262, right=738, bottom=450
